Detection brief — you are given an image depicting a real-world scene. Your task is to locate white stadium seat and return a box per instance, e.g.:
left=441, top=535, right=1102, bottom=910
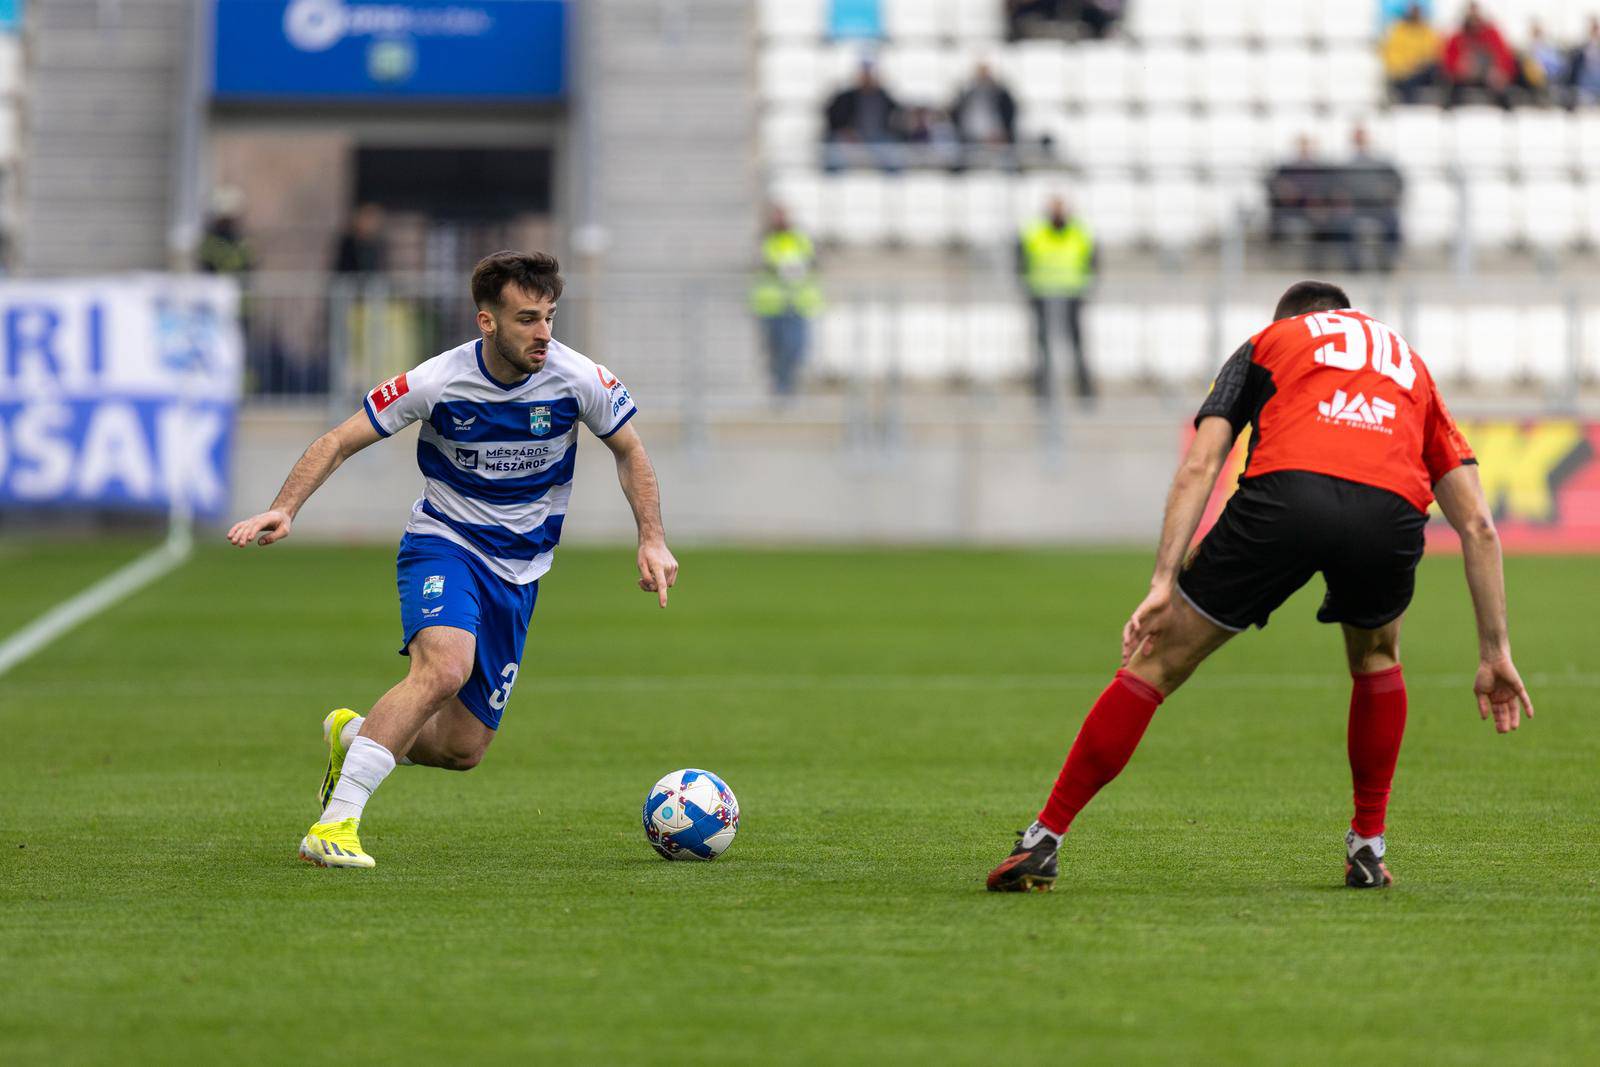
left=878, top=44, right=957, bottom=103
left=1516, top=305, right=1573, bottom=385
left=1015, top=102, right=1073, bottom=157
left=1144, top=305, right=1210, bottom=380
left=894, top=302, right=954, bottom=378
left=1448, top=106, right=1511, bottom=173
left=1465, top=177, right=1518, bottom=249
left=1577, top=180, right=1600, bottom=247
left=1086, top=305, right=1145, bottom=384
left=769, top=171, right=825, bottom=237
left=1260, top=45, right=1318, bottom=108
left=1125, top=0, right=1193, bottom=42
left=760, top=107, right=821, bottom=169
left=1512, top=109, right=1574, bottom=174
left=1010, top=40, right=1071, bottom=107
left=1201, top=109, right=1266, bottom=172
left=951, top=0, right=1004, bottom=40
left=1412, top=303, right=1465, bottom=382
left=888, top=173, right=955, bottom=247
left=826, top=173, right=891, bottom=246
left=1307, top=0, right=1377, bottom=44
left=1134, top=44, right=1198, bottom=108
left=1013, top=172, right=1077, bottom=228
left=1083, top=177, right=1142, bottom=246
left=1403, top=175, right=1460, bottom=248
left=954, top=302, right=1031, bottom=379
left=1195, top=0, right=1250, bottom=44
left=1078, top=110, right=1139, bottom=170
left=882, top=0, right=949, bottom=40
left=760, top=45, right=823, bottom=106
left=1197, top=45, right=1259, bottom=109
left=1255, top=0, right=1313, bottom=44
left=1320, top=47, right=1381, bottom=111
left=1388, top=107, right=1448, bottom=172
left=759, top=0, right=825, bottom=41
left=1460, top=306, right=1520, bottom=385
left=1146, top=176, right=1207, bottom=252
left=1518, top=178, right=1580, bottom=251
left=1073, top=41, right=1135, bottom=108
left=953, top=172, right=1013, bottom=247
left=1573, top=112, right=1600, bottom=172
left=1139, top=109, right=1203, bottom=172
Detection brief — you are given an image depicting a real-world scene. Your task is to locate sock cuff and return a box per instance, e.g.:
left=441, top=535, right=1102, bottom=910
left=1351, top=664, right=1405, bottom=694
left=1113, top=668, right=1165, bottom=706
left=346, top=735, right=397, bottom=771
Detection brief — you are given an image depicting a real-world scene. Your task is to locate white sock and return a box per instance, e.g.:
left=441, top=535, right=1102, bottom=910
left=1347, top=830, right=1386, bottom=858
left=342, top=716, right=411, bottom=764
left=321, top=737, right=396, bottom=823
left=339, top=716, right=364, bottom=749
left=1021, top=821, right=1062, bottom=848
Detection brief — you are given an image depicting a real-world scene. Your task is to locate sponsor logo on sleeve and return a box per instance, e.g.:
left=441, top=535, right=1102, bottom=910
left=369, top=372, right=410, bottom=413
left=596, top=365, right=620, bottom=390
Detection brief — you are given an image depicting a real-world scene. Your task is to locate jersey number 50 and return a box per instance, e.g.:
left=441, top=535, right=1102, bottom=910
left=1304, top=312, right=1416, bottom=391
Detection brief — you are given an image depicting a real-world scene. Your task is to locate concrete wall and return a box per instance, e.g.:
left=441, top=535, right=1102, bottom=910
left=229, top=407, right=1178, bottom=547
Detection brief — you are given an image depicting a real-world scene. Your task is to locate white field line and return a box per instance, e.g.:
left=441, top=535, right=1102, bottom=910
left=0, top=533, right=192, bottom=679
left=1, top=670, right=1595, bottom=699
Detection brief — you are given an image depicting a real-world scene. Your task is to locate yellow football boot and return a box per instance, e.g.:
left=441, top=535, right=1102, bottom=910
left=318, top=708, right=361, bottom=808
left=298, top=817, right=375, bottom=869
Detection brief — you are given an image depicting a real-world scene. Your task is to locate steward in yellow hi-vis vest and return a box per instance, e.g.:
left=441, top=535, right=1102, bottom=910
left=1017, top=197, right=1097, bottom=402
left=751, top=205, right=822, bottom=397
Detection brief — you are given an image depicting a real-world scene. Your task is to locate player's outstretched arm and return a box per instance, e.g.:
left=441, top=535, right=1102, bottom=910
left=227, top=411, right=383, bottom=547
left=1122, top=416, right=1236, bottom=663
left=601, top=422, right=678, bottom=607
left=1434, top=464, right=1534, bottom=733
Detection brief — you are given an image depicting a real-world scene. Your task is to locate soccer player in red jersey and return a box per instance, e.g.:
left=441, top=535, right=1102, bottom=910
left=987, top=280, right=1535, bottom=892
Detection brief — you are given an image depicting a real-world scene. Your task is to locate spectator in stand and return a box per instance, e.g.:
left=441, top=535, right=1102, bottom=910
left=1379, top=0, right=1431, bottom=29
left=1344, top=125, right=1404, bottom=273
left=1442, top=2, right=1517, bottom=108
left=950, top=63, right=1018, bottom=169
left=1017, top=196, right=1096, bottom=404
left=823, top=61, right=905, bottom=172
left=904, top=106, right=962, bottom=170
left=1525, top=20, right=1567, bottom=96
left=333, top=203, right=387, bottom=275
left=750, top=204, right=823, bottom=399
left=1007, top=0, right=1123, bottom=42
left=1381, top=4, right=1443, bottom=103
left=1567, top=17, right=1600, bottom=106
left=198, top=186, right=254, bottom=277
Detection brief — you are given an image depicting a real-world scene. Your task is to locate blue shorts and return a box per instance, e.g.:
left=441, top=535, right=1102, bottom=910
left=396, top=533, right=538, bottom=731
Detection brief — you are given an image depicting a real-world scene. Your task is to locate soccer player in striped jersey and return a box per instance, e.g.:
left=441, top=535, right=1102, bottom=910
left=228, top=251, right=677, bottom=868
left=987, top=280, right=1535, bottom=892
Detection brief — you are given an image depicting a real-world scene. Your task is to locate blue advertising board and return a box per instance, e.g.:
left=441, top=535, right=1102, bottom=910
left=213, top=0, right=566, bottom=101
left=0, top=276, right=244, bottom=519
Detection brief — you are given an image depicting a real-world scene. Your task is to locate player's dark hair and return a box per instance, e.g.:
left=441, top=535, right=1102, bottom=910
left=1273, top=280, right=1351, bottom=321
left=470, top=250, right=564, bottom=310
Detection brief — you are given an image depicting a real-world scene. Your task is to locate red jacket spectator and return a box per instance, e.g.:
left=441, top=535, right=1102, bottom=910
left=1442, top=6, right=1516, bottom=85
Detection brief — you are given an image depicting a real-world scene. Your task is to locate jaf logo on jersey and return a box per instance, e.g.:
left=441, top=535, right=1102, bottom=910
left=422, top=574, right=445, bottom=600
left=369, top=372, right=409, bottom=413
left=1318, top=389, right=1397, bottom=432
left=529, top=405, right=552, bottom=436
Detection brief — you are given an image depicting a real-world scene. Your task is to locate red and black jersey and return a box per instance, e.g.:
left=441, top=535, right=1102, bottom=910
left=1196, top=309, right=1475, bottom=513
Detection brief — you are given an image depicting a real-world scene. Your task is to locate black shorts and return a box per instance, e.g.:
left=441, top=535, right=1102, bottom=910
left=1177, top=471, right=1427, bottom=632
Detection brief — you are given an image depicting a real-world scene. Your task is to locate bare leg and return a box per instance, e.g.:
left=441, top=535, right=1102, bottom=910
left=1124, top=594, right=1236, bottom=697
left=405, top=696, right=496, bottom=771
left=359, top=626, right=476, bottom=757
left=1341, top=617, right=1402, bottom=673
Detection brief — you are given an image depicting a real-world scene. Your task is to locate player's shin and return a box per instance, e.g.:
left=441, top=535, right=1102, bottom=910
left=1037, top=669, right=1164, bottom=835
left=1347, top=665, right=1407, bottom=838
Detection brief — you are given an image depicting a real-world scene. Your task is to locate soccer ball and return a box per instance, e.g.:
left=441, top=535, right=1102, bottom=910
left=642, top=768, right=739, bottom=861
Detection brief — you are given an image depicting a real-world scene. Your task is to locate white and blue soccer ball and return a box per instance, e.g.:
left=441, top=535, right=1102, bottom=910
left=643, top=768, right=739, bottom=861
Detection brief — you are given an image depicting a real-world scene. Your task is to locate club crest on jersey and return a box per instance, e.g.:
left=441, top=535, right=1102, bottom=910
left=422, top=575, right=445, bottom=600
left=530, top=405, right=552, bottom=436
left=1317, top=389, right=1396, bottom=432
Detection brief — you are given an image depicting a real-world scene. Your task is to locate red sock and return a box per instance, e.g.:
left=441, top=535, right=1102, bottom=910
left=1037, top=669, right=1164, bottom=835
left=1348, top=665, right=1407, bottom=838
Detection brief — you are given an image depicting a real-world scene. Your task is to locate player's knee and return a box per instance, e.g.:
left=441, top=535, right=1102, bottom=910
left=411, top=656, right=472, bottom=702
left=439, top=747, right=483, bottom=772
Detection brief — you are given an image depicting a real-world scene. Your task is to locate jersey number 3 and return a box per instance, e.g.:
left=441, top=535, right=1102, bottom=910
left=1304, top=312, right=1416, bottom=391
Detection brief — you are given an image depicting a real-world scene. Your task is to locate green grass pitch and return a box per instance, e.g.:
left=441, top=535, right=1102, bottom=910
left=1, top=542, right=1596, bottom=1063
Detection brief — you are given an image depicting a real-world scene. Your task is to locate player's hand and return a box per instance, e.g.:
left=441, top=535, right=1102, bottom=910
left=1474, top=653, right=1534, bottom=733
left=227, top=509, right=292, bottom=547
left=1122, top=581, right=1175, bottom=666
left=637, top=538, right=678, bottom=608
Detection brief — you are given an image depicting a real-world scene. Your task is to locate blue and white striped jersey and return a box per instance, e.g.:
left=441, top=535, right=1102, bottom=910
left=362, top=337, right=637, bottom=584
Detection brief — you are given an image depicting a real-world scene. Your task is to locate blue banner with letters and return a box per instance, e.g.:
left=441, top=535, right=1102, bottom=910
left=0, top=275, right=244, bottom=519
left=212, top=0, right=567, bottom=100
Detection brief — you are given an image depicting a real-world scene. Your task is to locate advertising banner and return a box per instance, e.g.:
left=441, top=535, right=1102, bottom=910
left=1190, top=419, right=1600, bottom=553
left=212, top=0, right=567, bottom=101
left=0, top=275, right=244, bottom=519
